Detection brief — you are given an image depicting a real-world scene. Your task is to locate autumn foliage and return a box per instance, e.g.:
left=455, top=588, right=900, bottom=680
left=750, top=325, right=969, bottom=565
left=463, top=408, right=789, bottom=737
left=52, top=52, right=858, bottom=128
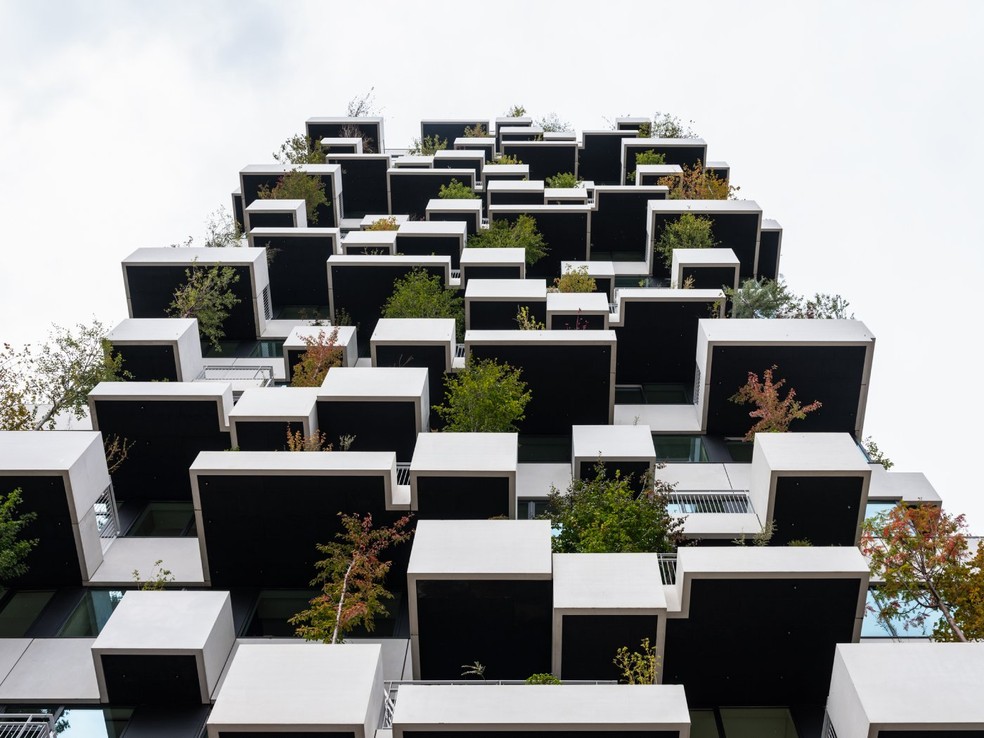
left=729, top=365, right=821, bottom=441
left=861, top=503, right=984, bottom=642
left=290, top=327, right=342, bottom=387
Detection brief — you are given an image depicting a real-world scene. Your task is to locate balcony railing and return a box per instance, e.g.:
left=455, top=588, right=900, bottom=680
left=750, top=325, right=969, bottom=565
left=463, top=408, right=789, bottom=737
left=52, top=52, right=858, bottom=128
left=0, top=713, right=55, bottom=737
left=658, top=553, right=677, bottom=585
left=94, top=484, right=120, bottom=539
left=396, top=462, right=411, bottom=486
left=667, top=491, right=752, bottom=515
left=195, top=365, right=274, bottom=396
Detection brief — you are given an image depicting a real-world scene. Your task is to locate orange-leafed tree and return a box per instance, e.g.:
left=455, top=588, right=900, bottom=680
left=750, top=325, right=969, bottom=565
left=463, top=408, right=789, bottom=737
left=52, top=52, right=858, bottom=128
left=290, top=327, right=342, bottom=387
left=289, top=512, right=413, bottom=644
left=861, top=502, right=984, bottom=643
left=729, top=365, right=821, bottom=441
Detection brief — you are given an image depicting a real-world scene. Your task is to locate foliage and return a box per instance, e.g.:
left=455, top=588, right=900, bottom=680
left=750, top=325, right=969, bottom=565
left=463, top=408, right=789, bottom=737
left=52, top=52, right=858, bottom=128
left=104, top=434, right=135, bottom=475
left=613, top=638, right=659, bottom=684
left=659, top=161, right=737, bottom=200
left=515, top=306, right=545, bottom=330
left=646, top=112, right=698, bottom=138
left=554, top=265, right=597, bottom=293
left=0, top=489, right=38, bottom=582
left=289, top=512, right=413, bottom=644
left=290, top=328, right=342, bottom=387
left=381, top=269, right=464, bottom=341
left=863, top=436, right=894, bottom=470
left=347, top=87, right=377, bottom=117
left=469, top=215, right=548, bottom=265
left=339, top=124, right=376, bottom=154
left=434, top=358, right=531, bottom=433
left=257, top=170, right=329, bottom=225
left=203, top=206, right=247, bottom=247
left=438, top=178, right=478, bottom=200
left=729, top=365, right=822, bottom=441
left=408, top=135, right=447, bottom=156
left=461, top=661, right=487, bottom=680
left=463, top=124, right=488, bottom=138
left=365, top=216, right=400, bottom=231
left=490, top=154, right=522, bottom=165
left=526, top=673, right=561, bottom=684
left=788, top=539, right=813, bottom=546
left=545, top=172, right=581, bottom=189
left=654, top=213, right=716, bottom=267
left=725, top=277, right=853, bottom=320
left=132, top=559, right=174, bottom=591
left=547, top=464, right=683, bottom=554
left=286, top=426, right=332, bottom=452
left=168, top=261, right=241, bottom=350
left=1, top=320, right=127, bottom=431
left=505, top=104, right=526, bottom=117
left=635, top=150, right=667, bottom=167
left=861, top=503, right=984, bottom=642
left=537, top=113, right=570, bottom=132
left=273, top=134, right=326, bottom=165
left=733, top=519, right=777, bottom=547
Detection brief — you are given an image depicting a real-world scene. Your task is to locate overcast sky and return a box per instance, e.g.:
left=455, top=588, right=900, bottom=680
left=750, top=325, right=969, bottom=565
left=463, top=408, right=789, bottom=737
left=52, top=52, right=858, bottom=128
left=2, top=1, right=982, bottom=531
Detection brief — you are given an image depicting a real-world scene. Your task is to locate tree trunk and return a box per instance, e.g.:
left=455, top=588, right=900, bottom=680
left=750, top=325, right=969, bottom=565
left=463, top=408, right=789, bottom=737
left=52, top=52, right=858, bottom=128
left=331, top=560, right=355, bottom=644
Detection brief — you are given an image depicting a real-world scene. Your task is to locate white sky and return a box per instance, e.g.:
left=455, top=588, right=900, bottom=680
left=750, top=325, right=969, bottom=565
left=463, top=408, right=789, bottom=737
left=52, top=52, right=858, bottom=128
left=1, top=1, right=982, bottom=530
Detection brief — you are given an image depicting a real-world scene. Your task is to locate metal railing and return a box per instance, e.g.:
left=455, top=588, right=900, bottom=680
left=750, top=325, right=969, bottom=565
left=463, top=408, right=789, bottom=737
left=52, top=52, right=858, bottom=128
left=658, top=553, right=677, bottom=585
left=667, top=491, right=752, bottom=515
left=195, top=365, right=274, bottom=388
left=381, top=680, right=617, bottom=729
left=451, top=269, right=462, bottom=281
left=396, top=462, right=411, bottom=486
left=94, top=484, right=120, bottom=539
left=820, top=712, right=838, bottom=738
left=0, top=714, right=55, bottom=737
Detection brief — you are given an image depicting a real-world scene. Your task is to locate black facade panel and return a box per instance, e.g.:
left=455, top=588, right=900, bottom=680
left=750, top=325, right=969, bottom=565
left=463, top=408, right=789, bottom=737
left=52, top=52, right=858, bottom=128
left=561, top=614, right=659, bottom=681
left=772, top=476, right=864, bottom=546
left=317, top=400, right=419, bottom=461
left=491, top=211, right=589, bottom=280
left=461, top=265, right=523, bottom=286
left=375, top=344, right=447, bottom=425
left=396, top=234, right=464, bottom=268
left=115, top=344, right=179, bottom=382
left=614, top=300, right=712, bottom=385
left=501, top=144, right=578, bottom=181
left=681, top=266, right=737, bottom=291
left=391, top=172, right=475, bottom=220
left=650, top=212, right=759, bottom=281
left=101, top=653, right=203, bottom=705
left=406, top=733, right=677, bottom=738
left=252, top=234, right=333, bottom=308
left=306, top=120, right=382, bottom=153
left=592, top=191, right=667, bottom=261
left=470, top=300, right=547, bottom=331
left=233, top=421, right=296, bottom=451
left=581, top=132, right=635, bottom=185
left=326, top=156, right=389, bottom=218
left=415, top=475, right=510, bottom=520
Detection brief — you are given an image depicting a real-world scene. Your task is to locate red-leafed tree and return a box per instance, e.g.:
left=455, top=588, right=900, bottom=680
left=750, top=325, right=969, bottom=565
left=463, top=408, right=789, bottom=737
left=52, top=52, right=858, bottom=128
left=290, top=327, right=342, bottom=387
left=729, top=365, right=821, bottom=441
left=289, top=512, right=413, bottom=644
left=861, top=503, right=984, bottom=643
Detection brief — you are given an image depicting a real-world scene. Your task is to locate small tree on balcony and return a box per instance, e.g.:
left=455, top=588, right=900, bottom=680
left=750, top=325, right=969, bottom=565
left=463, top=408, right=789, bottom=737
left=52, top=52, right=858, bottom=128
left=0, top=488, right=38, bottom=582
left=273, top=134, right=327, bottom=165
left=729, top=365, right=821, bottom=441
left=659, top=161, right=738, bottom=200
left=257, top=171, right=329, bottom=225
left=654, top=213, right=716, bottom=267
left=290, top=327, right=342, bottom=387
left=290, top=512, right=413, bottom=644
left=381, top=269, right=464, bottom=341
left=469, top=215, right=548, bottom=265
left=168, top=261, right=241, bottom=351
left=434, top=358, right=531, bottom=433
left=438, top=178, right=478, bottom=200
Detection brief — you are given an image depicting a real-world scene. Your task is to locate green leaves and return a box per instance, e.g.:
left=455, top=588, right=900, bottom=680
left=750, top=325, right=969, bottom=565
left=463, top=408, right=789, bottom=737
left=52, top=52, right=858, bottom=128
left=434, top=358, right=531, bottom=433
left=654, top=212, right=716, bottom=267
left=168, top=261, right=241, bottom=350
left=0, top=488, right=38, bottom=582
left=725, top=277, right=852, bottom=319
left=381, top=269, right=464, bottom=341
left=469, top=215, right=548, bottom=265
left=257, top=171, right=329, bottom=225
left=545, top=172, right=581, bottom=189
left=438, top=178, right=478, bottom=200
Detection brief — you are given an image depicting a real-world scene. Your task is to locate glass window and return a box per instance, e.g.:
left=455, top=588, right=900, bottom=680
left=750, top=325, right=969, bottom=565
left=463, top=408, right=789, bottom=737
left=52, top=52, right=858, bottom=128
left=245, top=590, right=316, bottom=637
left=862, top=586, right=941, bottom=638
left=689, top=710, right=721, bottom=738
left=127, top=502, right=195, bottom=537
left=0, top=707, right=135, bottom=738
left=864, top=500, right=898, bottom=523
left=58, top=590, right=125, bottom=637
left=718, top=708, right=799, bottom=738
left=653, top=435, right=708, bottom=463
left=0, top=590, right=55, bottom=637
left=249, top=339, right=284, bottom=358
left=517, top=499, right=549, bottom=520
left=725, top=439, right=754, bottom=463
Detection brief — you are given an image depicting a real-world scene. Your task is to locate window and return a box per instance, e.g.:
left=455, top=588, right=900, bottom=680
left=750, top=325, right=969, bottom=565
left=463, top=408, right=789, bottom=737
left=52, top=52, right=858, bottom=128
left=861, top=586, right=941, bottom=638
left=0, top=590, right=55, bottom=637
left=58, top=590, right=125, bottom=637
left=653, top=435, right=708, bottom=462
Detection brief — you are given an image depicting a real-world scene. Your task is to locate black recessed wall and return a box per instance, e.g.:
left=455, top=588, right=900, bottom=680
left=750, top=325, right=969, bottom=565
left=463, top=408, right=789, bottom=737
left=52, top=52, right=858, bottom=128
left=758, top=229, right=781, bottom=281
left=422, top=122, right=486, bottom=145
left=222, top=733, right=349, bottom=738
left=406, top=732, right=678, bottom=738
left=0, top=474, right=80, bottom=587
left=581, top=132, right=635, bottom=185
left=681, top=266, right=737, bottom=291
left=233, top=421, right=297, bottom=451
left=396, top=234, right=464, bottom=267
left=879, top=732, right=984, bottom=737
left=232, top=192, right=245, bottom=233
left=306, top=120, right=381, bottom=153
left=501, top=143, right=578, bottom=181
left=415, top=579, right=552, bottom=679
left=317, top=400, right=419, bottom=461
left=250, top=234, right=333, bottom=308
left=469, top=301, right=546, bottom=331
left=561, top=614, right=658, bottom=680
left=772, top=476, right=864, bottom=546
left=427, top=211, right=479, bottom=238
left=578, top=461, right=651, bottom=489
left=197, top=473, right=402, bottom=587
left=433, top=156, right=483, bottom=183
left=390, top=172, right=476, bottom=220
left=114, top=345, right=179, bottom=382
left=240, top=172, right=336, bottom=228
left=662, top=577, right=862, bottom=707
left=592, top=191, right=668, bottom=260
left=326, top=156, right=389, bottom=218
left=93, top=399, right=230, bottom=502
left=101, top=654, right=203, bottom=705
left=461, top=265, right=523, bottom=286
left=415, top=476, right=510, bottom=520
left=488, top=191, right=545, bottom=207
left=247, top=212, right=296, bottom=229
left=491, top=210, right=589, bottom=279
left=329, top=263, right=448, bottom=353
left=650, top=212, right=759, bottom=281
left=458, top=141, right=495, bottom=162
left=550, top=314, right=606, bottom=330
left=624, top=142, right=707, bottom=169
left=469, top=343, right=611, bottom=434
left=375, top=344, right=447, bottom=424
left=614, top=300, right=713, bottom=385
left=704, top=345, right=867, bottom=437
left=126, top=265, right=257, bottom=341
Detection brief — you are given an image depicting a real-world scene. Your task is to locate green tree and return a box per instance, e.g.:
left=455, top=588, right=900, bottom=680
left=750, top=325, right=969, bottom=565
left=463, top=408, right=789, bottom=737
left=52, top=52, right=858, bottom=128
left=463, top=124, right=488, bottom=138
left=640, top=112, right=697, bottom=138
left=654, top=213, right=716, bottom=267
left=168, top=261, right=242, bottom=350
left=626, top=149, right=666, bottom=184
left=547, top=464, right=683, bottom=554
left=364, top=216, right=399, bottom=231
left=537, top=113, right=570, bottom=132
left=290, top=328, right=342, bottom=387
left=863, top=436, right=894, bottom=470
left=0, top=488, right=38, bottom=582
left=505, top=104, right=526, bottom=117
left=729, top=365, right=822, bottom=441
left=614, top=638, right=659, bottom=684
left=381, top=269, right=465, bottom=341
left=347, top=88, right=377, bottom=117
left=438, top=178, right=478, bottom=200
left=545, top=172, right=581, bottom=189
left=434, top=358, right=531, bottom=432
left=554, top=265, right=597, bottom=293
left=290, top=512, right=413, bottom=644
left=408, top=135, right=447, bottom=156
left=257, top=170, right=329, bottom=225
left=861, top=503, right=984, bottom=642
left=0, top=320, right=127, bottom=431
left=659, top=161, right=737, bottom=200
left=469, top=215, right=548, bottom=265
left=725, top=277, right=852, bottom=319
left=273, top=134, right=327, bottom=165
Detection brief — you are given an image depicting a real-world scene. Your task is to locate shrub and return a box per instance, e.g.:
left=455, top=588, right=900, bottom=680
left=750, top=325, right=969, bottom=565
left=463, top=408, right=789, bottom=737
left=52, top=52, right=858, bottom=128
left=290, top=327, right=342, bottom=387
left=168, top=261, right=242, bottom=350
left=273, top=134, right=326, bottom=165
left=257, top=170, right=329, bottom=224
left=526, top=673, right=561, bottom=685
left=438, top=178, right=478, bottom=200
left=505, top=104, right=526, bottom=117
left=654, top=213, right=716, bottom=267
left=409, top=135, right=447, bottom=156
left=381, top=269, right=464, bottom=340
left=364, top=216, right=399, bottom=231
left=614, top=638, right=659, bottom=684
left=545, top=172, right=581, bottom=189
left=554, top=265, right=597, bottom=293
left=729, top=365, right=822, bottom=441
left=433, top=358, right=531, bottom=432
left=515, top=306, right=545, bottom=330
left=469, top=215, right=548, bottom=265
left=463, top=124, right=488, bottom=138
left=659, top=161, right=737, bottom=200
left=725, top=277, right=853, bottom=319
left=537, top=113, right=570, bottom=132
left=490, top=154, right=522, bottom=165
left=627, top=149, right=666, bottom=183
